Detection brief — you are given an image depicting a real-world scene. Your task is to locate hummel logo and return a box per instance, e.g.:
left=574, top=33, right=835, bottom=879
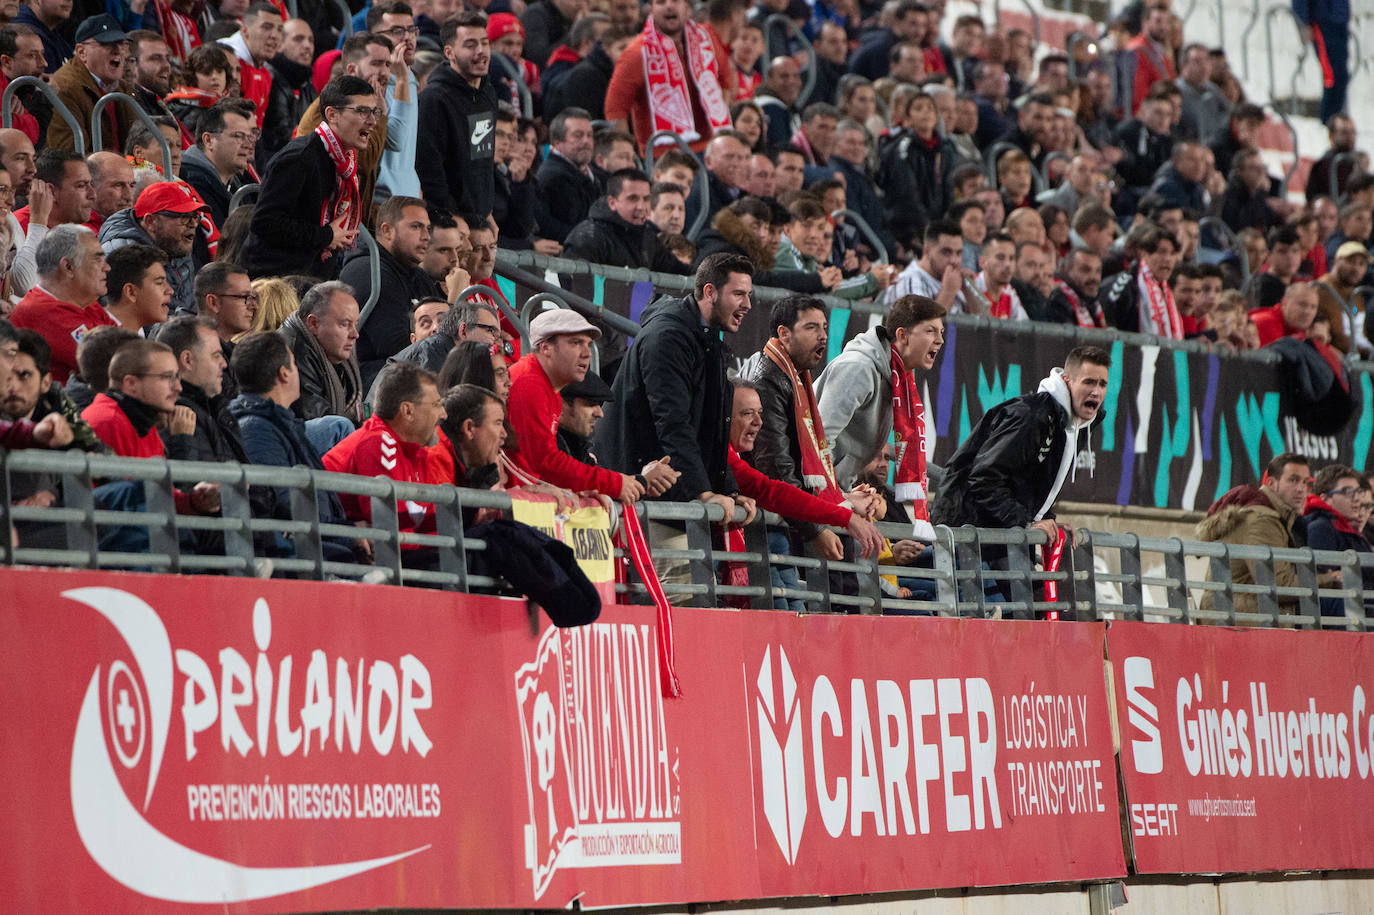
left=380, top=456, right=398, bottom=470
left=756, top=645, right=806, bottom=864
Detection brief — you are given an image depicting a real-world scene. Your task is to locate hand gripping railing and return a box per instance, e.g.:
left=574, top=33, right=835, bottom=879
left=762, top=14, right=817, bottom=106
left=1330, top=151, right=1362, bottom=202
left=90, top=92, right=174, bottom=177
left=351, top=223, right=383, bottom=329
left=491, top=53, right=534, bottom=119
left=1199, top=216, right=1250, bottom=283
left=645, top=130, right=712, bottom=241
left=229, top=182, right=260, bottom=213
left=1264, top=5, right=1310, bottom=115
left=2, top=75, right=85, bottom=154
left=830, top=208, right=888, bottom=264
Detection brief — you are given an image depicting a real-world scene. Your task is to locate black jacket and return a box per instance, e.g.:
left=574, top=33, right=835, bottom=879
left=557, top=426, right=596, bottom=465
left=1113, top=118, right=1173, bottom=190
left=1219, top=175, right=1283, bottom=234
left=877, top=130, right=956, bottom=250
left=241, top=133, right=338, bottom=278
left=848, top=27, right=896, bottom=80
left=160, top=379, right=250, bottom=464
left=520, top=0, right=571, bottom=69
left=416, top=64, right=498, bottom=220
left=544, top=45, right=612, bottom=119
left=684, top=171, right=740, bottom=241
left=341, top=244, right=434, bottom=388
left=179, top=144, right=231, bottom=233
left=562, top=199, right=691, bottom=274
left=693, top=206, right=823, bottom=292
left=535, top=151, right=601, bottom=243
left=594, top=294, right=737, bottom=501
left=1147, top=163, right=1207, bottom=212
left=278, top=312, right=364, bottom=425
left=263, top=53, right=318, bottom=162
left=1100, top=266, right=1144, bottom=333
left=1304, top=501, right=1374, bottom=616
left=932, top=373, right=1092, bottom=531
left=746, top=353, right=825, bottom=541
left=493, top=164, right=539, bottom=248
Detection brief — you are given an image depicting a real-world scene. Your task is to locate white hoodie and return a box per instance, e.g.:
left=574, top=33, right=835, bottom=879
left=1034, top=368, right=1094, bottom=521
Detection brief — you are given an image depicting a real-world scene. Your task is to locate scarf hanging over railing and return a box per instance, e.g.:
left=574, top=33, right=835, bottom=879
left=890, top=346, right=933, bottom=540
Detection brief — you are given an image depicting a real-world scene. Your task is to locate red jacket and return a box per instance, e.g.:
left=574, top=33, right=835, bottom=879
left=0, top=417, right=35, bottom=449
left=1250, top=303, right=1305, bottom=347
left=507, top=354, right=625, bottom=497
left=0, top=71, right=40, bottom=147
left=82, top=392, right=192, bottom=512
left=728, top=446, right=851, bottom=528
left=10, top=285, right=117, bottom=384
left=323, top=414, right=435, bottom=539
left=1126, top=34, right=1176, bottom=112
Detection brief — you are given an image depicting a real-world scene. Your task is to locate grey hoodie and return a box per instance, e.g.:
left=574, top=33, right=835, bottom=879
left=813, top=326, right=895, bottom=489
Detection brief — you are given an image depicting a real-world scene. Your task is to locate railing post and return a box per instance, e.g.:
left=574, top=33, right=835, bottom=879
left=1073, top=529, right=1098, bottom=619
left=1004, top=530, right=1035, bottom=620
left=1163, top=537, right=1191, bottom=624
left=856, top=552, right=881, bottom=615
left=368, top=481, right=403, bottom=585
left=296, top=471, right=327, bottom=578
left=1251, top=545, right=1280, bottom=624
left=956, top=527, right=987, bottom=617
left=434, top=490, right=466, bottom=591
left=63, top=459, right=98, bottom=567
left=1119, top=532, right=1144, bottom=621
left=2, top=75, right=85, bottom=153
left=742, top=514, right=774, bottom=610
left=933, top=525, right=958, bottom=615
left=804, top=551, right=831, bottom=614
left=1292, top=548, right=1320, bottom=628
left=685, top=503, right=718, bottom=607
left=90, top=92, right=174, bottom=177
left=220, top=465, right=255, bottom=575
left=147, top=465, right=180, bottom=572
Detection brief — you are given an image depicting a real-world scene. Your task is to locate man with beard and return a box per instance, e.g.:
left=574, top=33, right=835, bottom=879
left=419, top=207, right=471, bottom=301
left=100, top=181, right=206, bottom=315
left=1044, top=247, right=1106, bottom=327
left=48, top=15, right=136, bottom=153
left=1315, top=241, right=1369, bottom=354
left=126, top=31, right=178, bottom=122
left=815, top=294, right=944, bottom=538
left=967, top=232, right=1027, bottom=320
left=0, top=25, right=48, bottom=148
left=535, top=107, right=599, bottom=243
left=932, top=345, right=1111, bottom=594
left=744, top=294, right=886, bottom=607
left=1011, top=239, right=1054, bottom=323
left=342, top=195, right=434, bottom=386
left=262, top=19, right=318, bottom=160
left=416, top=12, right=498, bottom=222
left=243, top=76, right=379, bottom=278
left=1126, top=3, right=1175, bottom=113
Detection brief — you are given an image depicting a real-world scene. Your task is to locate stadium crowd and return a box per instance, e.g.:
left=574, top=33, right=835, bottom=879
left=0, top=0, right=1371, bottom=611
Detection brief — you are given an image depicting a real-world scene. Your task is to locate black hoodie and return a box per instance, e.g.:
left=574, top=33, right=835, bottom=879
left=416, top=64, right=498, bottom=220
left=562, top=198, right=691, bottom=274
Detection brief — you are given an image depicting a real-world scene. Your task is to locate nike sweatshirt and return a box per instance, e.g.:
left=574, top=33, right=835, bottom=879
left=415, top=64, right=498, bottom=221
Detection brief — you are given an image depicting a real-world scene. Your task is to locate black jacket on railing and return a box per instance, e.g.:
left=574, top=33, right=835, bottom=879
left=595, top=294, right=736, bottom=502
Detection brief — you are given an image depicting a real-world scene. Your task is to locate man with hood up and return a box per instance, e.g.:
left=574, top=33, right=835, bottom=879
left=931, top=344, right=1110, bottom=563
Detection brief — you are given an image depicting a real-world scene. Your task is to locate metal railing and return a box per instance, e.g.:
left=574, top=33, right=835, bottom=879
left=90, top=92, right=175, bottom=177
left=762, top=14, right=817, bottom=107
left=1, top=448, right=1367, bottom=628
left=453, top=282, right=529, bottom=341
left=1266, top=102, right=1301, bottom=195
left=352, top=224, right=382, bottom=326
left=829, top=208, right=888, bottom=264
left=1264, top=4, right=1310, bottom=115
left=2, top=75, right=85, bottom=154
left=1330, top=151, right=1362, bottom=202
left=1240, top=0, right=1262, bottom=80
left=1198, top=216, right=1251, bottom=284
left=229, top=182, right=260, bottom=212
left=644, top=130, right=712, bottom=241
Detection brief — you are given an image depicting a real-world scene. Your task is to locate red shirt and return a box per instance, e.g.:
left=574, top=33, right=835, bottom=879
left=323, top=414, right=435, bottom=541
left=82, top=392, right=193, bottom=512
left=0, top=71, right=40, bottom=147
left=728, top=446, right=851, bottom=528
left=1126, top=34, right=1176, bottom=112
left=10, top=285, right=117, bottom=384
left=1250, top=303, right=1305, bottom=347
left=507, top=354, right=625, bottom=498
left=238, top=59, right=272, bottom=128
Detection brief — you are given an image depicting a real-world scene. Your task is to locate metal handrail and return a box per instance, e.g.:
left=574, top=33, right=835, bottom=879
left=491, top=53, right=533, bottom=119
left=454, top=282, right=528, bottom=340
left=1179, top=0, right=1199, bottom=24
left=1330, top=151, right=1362, bottom=202
left=1, top=75, right=85, bottom=154
left=1199, top=216, right=1250, bottom=283
left=644, top=130, right=712, bottom=241
left=1239, top=0, right=1262, bottom=80
left=1015, top=0, right=1041, bottom=47
left=90, top=92, right=174, bottom=177
left=352, top=224, right=382, bottom=329
left=762, top=14, right=816, bottom=107
left=229, top=182, right=260, bottom=212
left=1264, top=5, right=1310, bottom=115
left=496, top=258, right=643, bottom=338
left=830, top=208, right=888, bottom=264
left=1041, top=150, right=1072, bottom=186
left=334, top=0, right=354, bottom=38
left=1265, top=102, right=1301, bottom=196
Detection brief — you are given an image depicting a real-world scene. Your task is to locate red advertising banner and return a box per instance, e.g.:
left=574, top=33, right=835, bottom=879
left=0, top=568, right=1125, bottom=913
left=1107, top=621, right=1374, bottom=874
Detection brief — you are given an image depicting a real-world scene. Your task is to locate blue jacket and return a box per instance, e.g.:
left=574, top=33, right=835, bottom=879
left=227, top=393, right=348, bottom=530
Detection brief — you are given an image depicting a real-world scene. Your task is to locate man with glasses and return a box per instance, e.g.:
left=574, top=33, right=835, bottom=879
left=370, top=301, right=503, bottom=402
left=243, top=75, right=382, bottom=278
left=1198, top=452, right=1313, bottom=621
left=1302, top=464, right=1374, bottom=621
left=180, top=100, right=255, bottom=232
left=368, top=1, right=422, bottom=203
left=100, top=181, right=207, bottom=315
left=193, top=261, right=255, bottom=398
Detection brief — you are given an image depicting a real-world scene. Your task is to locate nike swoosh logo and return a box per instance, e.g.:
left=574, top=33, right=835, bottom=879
left=471, top=120, right=492, bottom=146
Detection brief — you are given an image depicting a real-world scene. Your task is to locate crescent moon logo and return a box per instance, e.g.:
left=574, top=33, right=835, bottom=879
left=64, top=586, right=430, bottom=904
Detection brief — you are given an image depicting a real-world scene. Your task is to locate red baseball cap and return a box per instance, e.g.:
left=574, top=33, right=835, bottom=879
left=488, top=13, right=523, bottom=42
left=134, top=181, right=208, bottom=219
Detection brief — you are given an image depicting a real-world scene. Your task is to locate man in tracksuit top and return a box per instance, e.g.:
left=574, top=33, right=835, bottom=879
left=932, top=344, right=1111, bottom=589
left=416, top=11, right=498, bottom=222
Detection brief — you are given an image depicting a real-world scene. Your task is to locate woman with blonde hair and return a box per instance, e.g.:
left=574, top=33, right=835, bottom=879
left=235, top=277, right=298, bottom=339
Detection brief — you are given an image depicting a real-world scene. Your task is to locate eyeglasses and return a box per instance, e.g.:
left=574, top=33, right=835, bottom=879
left=376, top=25, right=420, bottom=38
left=339, top=105, right=385, bottom=121
left=472, top=323, right=501, bottom=337
left=1327, top=486, right=1364, bottom=500
left=136, top=371, right=179, bottom=383
left=157, top=210, right=201, bottom=224
left=219, top=130, right=255, bottom=143
left=218, top=292, right=260, bottom=305
left=410, top=399, right=443, bottom=409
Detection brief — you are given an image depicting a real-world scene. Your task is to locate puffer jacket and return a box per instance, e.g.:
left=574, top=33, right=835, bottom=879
left=98, top=207, right=195, bottom=315
left=1195, top=484, right=1303, bottom=618
left=693, top=207, right=823, bottom=293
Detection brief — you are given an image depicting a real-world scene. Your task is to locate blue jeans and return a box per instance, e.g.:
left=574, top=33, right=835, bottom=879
left=304, top=415, right=354, bottom=455
left=768, top=528, right=806, bottom=612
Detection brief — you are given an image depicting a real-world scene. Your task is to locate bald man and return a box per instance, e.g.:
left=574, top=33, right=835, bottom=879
left=86, top=151, right=135, bottom=231
left=685, top=130, right=749, bottom=233
left=0, top=127, right=36, bottom=198
left=759, top=56, right=802, bottom=145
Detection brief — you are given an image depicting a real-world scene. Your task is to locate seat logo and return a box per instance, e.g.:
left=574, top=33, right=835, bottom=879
left=756, top=645, right=806, bottom=864
left=1123, top=656, right=1164, bottom=774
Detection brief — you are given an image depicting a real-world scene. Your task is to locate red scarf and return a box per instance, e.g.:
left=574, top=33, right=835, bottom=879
left=1054, top=277, right=1105, bottom=328
left=315, top=122, right=360, bottom=244
left=890, top=346, right=933, bottom=540
left=154, top=0, right=201, bottom=66
left=640, top=15, right=730, bottom=145
left=1138, top=261, right=1183, bottom=339
left=764, top=338, right=843, bottom=503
